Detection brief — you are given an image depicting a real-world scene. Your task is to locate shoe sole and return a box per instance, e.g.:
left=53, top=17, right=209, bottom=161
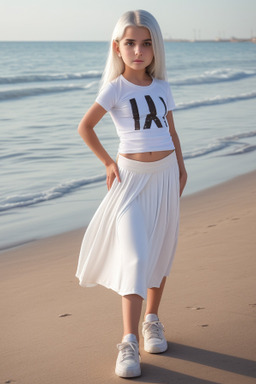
left=115, top=367, right=141, bottom=378
left=144, top=342, right=168, bottom=354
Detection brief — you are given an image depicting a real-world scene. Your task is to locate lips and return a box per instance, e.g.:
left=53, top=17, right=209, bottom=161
left=133, top=60, right=143, bottom=63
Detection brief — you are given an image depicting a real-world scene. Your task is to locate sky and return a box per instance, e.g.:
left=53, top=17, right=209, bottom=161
left=0, top=0, right=256, bottom=41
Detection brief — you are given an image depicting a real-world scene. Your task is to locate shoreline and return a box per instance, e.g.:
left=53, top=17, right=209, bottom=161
left=1, top=168, right=256, bottom=253
left=1, top=168, right=255, bottom=383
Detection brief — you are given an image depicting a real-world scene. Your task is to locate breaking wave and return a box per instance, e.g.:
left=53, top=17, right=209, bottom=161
left=183, top=131, right=256, bottom=159
left=0, top=82, right=97, bottom=101
left=176, top=91, right=256, bottom=110
left=0, top=70, right=102, bottom=85
left=0, top=174, right=105, bottom=212
left=172, top=68, right=256, bottom=86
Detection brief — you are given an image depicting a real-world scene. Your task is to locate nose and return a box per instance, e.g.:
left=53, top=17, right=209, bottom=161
left=135, top=44, right=143, bottom=56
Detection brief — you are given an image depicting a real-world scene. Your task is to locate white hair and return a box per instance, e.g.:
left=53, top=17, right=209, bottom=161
left=99, top=10, right=167, bottom=91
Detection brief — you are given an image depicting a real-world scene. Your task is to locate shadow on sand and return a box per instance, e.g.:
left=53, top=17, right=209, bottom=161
left=120, top=342, right=256, bottom=383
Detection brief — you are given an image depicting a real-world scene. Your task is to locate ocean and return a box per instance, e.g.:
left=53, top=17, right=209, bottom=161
left=0, top=41, right=255, bottom=250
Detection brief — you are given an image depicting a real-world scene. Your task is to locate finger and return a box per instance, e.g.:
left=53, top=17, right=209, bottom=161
left=108, top=173, right=116, bottom=190
left=115, top=169, right=121, bottom=183
left=106, top=175, right=111, bottom=191
left=113, top=165, right=121, bottom=183
left=180, top=180, right=186, bottom=196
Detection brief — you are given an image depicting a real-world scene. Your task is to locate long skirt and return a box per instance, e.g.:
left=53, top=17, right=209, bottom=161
left=76, top=152, right=180, bottom=299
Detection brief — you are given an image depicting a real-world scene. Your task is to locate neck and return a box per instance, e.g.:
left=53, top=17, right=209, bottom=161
left=122, top=69, right=152, bottom=86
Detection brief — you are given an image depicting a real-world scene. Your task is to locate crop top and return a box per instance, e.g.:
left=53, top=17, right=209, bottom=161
left=95, top=75, right=176, bottom=154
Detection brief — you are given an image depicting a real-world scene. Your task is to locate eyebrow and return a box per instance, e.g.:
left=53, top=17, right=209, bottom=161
left=124, top=38, right=152, bottom=42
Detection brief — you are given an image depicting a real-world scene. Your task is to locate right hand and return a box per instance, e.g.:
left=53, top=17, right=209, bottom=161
left=106, top=162, right=121, bottom=190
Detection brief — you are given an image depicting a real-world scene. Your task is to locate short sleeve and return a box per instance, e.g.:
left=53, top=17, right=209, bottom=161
left=95, top=82, right=116, bottom=112
left=166, top=83, right=176, bottom=111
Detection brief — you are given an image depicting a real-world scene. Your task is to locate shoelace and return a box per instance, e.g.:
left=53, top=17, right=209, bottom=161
left=117, top=341, right=138, bottom=362
left=143, top=321, right=165, bottom=340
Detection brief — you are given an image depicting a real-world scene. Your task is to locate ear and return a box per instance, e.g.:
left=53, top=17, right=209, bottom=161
left=113, top=40, right=121, bottom=57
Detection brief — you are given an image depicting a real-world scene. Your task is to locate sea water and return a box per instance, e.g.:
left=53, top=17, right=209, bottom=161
left=0, top=41, right=255, bottom=250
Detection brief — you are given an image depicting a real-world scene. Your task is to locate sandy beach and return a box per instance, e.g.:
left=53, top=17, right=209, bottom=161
left=1, top=170, right=256, bottom=384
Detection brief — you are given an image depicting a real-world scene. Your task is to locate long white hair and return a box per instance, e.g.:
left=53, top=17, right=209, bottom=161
left=99, top=10, right=167, bottom=91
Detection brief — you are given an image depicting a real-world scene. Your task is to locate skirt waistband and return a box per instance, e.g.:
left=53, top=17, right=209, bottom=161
left=117, top=151, right=177, bottom=174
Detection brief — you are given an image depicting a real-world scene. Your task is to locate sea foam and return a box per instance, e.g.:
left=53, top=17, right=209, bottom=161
left=0, top=70, right=102, bottom=85
left=0, top=82, right=97, bottom=101
left=176, top=91, right=256, bottom=110
left=183, top=131, right=256, bottom=159
left=172, top=68, right=256, bottom=86
left=0, top=174, right=105, bottom=212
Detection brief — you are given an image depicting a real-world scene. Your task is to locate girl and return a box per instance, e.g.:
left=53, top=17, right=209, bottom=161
left=76, top=10, right=187, bottom=378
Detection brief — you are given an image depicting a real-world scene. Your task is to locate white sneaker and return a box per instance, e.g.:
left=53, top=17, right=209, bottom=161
left=115, top=334, right=141, bottom=378
left=142, top=314, right=168, bottom=353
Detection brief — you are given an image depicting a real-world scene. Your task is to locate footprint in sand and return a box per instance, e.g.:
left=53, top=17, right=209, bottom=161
left=58, top=313, right=72, bottom=317
left=186, top=306, right=205, bottom=310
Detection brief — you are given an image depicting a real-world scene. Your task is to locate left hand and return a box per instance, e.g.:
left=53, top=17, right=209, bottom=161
left=179, top=170, right=188, bottom=196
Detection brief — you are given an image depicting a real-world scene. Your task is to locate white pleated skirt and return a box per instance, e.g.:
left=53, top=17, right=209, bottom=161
left=76, top=152, right=180, bottom=299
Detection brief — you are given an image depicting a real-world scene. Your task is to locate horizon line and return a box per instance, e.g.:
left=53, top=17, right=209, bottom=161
left=0, top=36, right=255, bottom=43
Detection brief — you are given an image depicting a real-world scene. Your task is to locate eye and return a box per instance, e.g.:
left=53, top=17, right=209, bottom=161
left=144, top=42, right=152, bottom=47
left=125, top=41, right=134, bottom=46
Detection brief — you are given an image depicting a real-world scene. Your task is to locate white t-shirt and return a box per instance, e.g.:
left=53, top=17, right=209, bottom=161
left=96, top=75, right=176, bottom=154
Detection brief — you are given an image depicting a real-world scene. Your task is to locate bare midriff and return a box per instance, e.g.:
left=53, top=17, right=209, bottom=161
left=119, top=149, right=175, bottom=162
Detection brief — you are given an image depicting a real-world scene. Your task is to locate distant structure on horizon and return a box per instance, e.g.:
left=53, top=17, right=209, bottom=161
left=164, top=37, right=256, bottom=43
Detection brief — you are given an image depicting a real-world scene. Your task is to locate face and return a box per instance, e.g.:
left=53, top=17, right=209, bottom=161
left=115, top=26, right=154, bottom=73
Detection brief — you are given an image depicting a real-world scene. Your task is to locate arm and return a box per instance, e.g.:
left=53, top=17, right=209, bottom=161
left=78, top=102, right=121, bottom=190
left=167, top=111, right=187, bottom=196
